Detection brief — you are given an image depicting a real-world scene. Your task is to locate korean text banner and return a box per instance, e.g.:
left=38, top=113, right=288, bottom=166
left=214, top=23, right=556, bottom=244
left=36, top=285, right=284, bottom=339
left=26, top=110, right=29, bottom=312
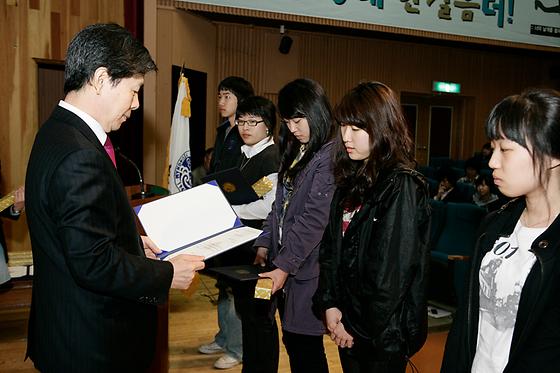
left=178, top=0, right=560, bottom=49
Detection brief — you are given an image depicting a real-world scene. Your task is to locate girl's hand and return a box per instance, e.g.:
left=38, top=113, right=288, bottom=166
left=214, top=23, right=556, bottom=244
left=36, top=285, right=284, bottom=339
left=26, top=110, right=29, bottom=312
left=259, top=268, right=288, bottom=294
left=331, top=321, right=354, bottom=348
left=325, top=307, right=342, bottom=333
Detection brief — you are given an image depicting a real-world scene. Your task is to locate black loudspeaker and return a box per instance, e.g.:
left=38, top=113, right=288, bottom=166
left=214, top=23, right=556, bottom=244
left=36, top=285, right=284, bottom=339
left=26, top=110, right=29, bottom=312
left=279, top=35, right=293, bottom=54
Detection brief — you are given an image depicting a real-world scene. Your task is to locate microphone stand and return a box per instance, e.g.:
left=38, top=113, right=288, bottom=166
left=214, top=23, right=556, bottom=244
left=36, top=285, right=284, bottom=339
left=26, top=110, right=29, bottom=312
left=115, top=147, right=154, bottom=199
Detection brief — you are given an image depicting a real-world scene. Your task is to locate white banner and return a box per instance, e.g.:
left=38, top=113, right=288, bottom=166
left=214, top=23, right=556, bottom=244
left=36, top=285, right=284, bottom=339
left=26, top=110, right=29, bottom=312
left=179, top=0, right=560, bottom=49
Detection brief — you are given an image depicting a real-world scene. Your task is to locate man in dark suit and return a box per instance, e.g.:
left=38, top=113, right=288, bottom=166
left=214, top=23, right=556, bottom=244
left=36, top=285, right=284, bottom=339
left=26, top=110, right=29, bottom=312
left=25, top=23, right=205, bottom=372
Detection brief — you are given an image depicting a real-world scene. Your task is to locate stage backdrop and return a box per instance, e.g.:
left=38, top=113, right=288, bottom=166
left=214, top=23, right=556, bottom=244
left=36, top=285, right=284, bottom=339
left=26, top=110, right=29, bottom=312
left=177, top=0, right=560, bottom=49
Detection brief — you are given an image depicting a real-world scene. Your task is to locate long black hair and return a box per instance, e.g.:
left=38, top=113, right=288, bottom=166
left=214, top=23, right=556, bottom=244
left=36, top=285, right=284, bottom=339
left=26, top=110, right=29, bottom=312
left=333, top=81, right=415, bottom=208
left=277, top=79, right=334, bottom=180
left=486, top=88, right=560, bottom=185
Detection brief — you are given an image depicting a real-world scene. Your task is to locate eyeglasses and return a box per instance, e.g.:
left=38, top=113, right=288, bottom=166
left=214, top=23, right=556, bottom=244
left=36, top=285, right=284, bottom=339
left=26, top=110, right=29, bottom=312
left=235, top=119, right=264, bottom=127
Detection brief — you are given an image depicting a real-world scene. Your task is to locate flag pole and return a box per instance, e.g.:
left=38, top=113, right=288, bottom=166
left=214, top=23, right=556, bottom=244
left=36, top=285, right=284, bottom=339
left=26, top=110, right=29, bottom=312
left=179, top=62, right=185, bottom=77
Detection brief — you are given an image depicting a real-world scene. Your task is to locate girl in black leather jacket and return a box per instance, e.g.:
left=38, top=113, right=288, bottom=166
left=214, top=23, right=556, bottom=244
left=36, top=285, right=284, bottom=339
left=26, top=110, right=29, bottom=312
left=442, top=89, right=560, bottom=373
left=313, top=82, right=430, bottom=373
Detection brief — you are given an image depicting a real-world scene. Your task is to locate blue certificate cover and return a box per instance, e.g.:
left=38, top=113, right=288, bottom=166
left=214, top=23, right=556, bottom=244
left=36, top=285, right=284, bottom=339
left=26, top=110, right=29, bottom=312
left=134, top=182, right=262, bottom=260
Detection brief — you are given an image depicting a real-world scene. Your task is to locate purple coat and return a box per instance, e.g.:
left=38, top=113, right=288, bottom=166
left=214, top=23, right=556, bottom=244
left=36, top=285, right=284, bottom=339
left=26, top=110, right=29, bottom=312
left=254, top=141, right=335, bottom=335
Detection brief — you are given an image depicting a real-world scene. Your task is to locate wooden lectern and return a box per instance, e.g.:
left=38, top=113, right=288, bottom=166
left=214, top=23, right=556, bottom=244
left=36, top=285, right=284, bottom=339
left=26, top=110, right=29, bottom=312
left=126, top=184, right=170, bottom=373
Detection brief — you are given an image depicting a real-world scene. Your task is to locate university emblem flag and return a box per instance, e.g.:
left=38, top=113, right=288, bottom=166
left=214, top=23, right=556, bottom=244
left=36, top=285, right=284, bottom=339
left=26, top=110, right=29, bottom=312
left=167, top=74, right=192, bottom=193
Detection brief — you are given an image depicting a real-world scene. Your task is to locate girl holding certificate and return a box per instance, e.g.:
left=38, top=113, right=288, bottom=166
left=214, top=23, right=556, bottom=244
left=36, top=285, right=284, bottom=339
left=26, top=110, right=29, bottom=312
left=255, top=78, right=335, bottom=373
left=313, top=82, right=430, bottom=373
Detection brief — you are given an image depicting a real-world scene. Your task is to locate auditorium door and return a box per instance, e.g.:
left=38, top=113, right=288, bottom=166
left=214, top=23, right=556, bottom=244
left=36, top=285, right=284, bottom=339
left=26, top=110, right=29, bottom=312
left=401, top=93, right=471, bottom=166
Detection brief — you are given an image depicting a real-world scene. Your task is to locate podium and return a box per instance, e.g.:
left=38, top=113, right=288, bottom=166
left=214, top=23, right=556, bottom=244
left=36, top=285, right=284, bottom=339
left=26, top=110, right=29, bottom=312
left=126, top=184, right=170, bottom=373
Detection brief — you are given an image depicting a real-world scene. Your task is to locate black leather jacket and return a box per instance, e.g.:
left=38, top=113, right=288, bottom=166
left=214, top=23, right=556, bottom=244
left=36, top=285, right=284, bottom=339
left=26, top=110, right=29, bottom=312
left=442, top=198, right=560, bottom=373
left=313, top=168, right=430, bottom=357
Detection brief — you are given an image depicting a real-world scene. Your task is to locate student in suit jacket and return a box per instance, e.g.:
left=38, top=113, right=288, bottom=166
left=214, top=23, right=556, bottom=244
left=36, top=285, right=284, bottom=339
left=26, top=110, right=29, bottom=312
left=229, top=96, right=281, bottom=373
left=25, top=23, right=205, bottom=373
left=198, top=76, right=254, bottom=370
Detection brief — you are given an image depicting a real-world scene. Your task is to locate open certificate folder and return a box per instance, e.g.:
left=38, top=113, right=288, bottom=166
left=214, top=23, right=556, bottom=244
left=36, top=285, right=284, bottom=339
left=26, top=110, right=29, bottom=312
left=134, top=182, right=262, bottom=261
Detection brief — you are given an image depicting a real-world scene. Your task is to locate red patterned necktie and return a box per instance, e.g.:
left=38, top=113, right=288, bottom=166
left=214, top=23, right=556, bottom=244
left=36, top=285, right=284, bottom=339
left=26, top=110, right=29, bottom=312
left=104, top=136, right=117, bottom=168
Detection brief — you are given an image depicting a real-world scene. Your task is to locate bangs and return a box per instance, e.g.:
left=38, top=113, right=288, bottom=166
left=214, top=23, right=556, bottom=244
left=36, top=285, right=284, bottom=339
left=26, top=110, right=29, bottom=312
left=277, top=82, right=306, bottom=119
left=278, top=102, right=305, bottom=120
left=486, top=96, right=529, bottom=148
left=334, top=92, right=368, bottom=130
left=237, top=105, right=265, bottom=119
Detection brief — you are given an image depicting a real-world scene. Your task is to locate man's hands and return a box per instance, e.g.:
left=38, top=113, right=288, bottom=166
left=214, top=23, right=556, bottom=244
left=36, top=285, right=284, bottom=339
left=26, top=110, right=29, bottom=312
left=141, top=236, right=161, bottom=259
left=140, top=235, right=205, bottom=289
left=325, top=307, right=354, bottom=348
left=169, top=254, right=205, bottom=289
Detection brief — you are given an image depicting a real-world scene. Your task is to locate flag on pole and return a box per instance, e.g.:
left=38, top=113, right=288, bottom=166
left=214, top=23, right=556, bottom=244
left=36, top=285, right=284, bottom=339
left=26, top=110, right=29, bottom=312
left=167, top=74, right=192, bottom=194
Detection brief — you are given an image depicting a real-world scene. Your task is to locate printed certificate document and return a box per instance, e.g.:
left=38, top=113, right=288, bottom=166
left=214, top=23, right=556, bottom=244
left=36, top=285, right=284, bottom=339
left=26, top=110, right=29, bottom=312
left=134, top=182, right=262, bottom=260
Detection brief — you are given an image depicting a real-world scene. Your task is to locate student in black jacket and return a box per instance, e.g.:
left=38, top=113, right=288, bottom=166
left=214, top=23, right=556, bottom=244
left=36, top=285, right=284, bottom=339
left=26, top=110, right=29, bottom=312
left=230, top=96, right=281, bottom=373
left=209, top=76, right=254, bottom=174
left=313, top=82, right=430, bottom=373
left=442, top=88, right=560, bottom=373
left=199, top=76, right=254, bottom=369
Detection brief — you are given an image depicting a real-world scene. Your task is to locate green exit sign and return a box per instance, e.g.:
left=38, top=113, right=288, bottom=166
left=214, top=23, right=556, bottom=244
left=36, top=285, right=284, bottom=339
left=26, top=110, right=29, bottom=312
left=432, top=81, right=461, bottom=94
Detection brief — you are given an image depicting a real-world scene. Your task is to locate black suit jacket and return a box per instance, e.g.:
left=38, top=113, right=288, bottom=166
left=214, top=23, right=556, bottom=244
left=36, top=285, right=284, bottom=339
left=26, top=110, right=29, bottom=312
left=209, top=120, right=243, bottom=173
left=25, top=106, right=174, bottom=372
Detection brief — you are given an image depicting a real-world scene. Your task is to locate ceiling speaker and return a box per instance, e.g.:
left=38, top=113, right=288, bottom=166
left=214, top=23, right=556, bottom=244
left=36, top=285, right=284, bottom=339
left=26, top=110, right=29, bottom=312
left=279, top=35, right=293, bottom=55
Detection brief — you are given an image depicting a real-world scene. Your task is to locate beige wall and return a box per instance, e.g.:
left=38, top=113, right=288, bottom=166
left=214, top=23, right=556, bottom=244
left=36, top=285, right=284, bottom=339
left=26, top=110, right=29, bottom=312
left=151, top=7, right=556, bottom=169
left=1, top=1, right=557, bottom=253
left=144, top=5, right=216, bottom=185
left=215, top=22, right=555, bottom=159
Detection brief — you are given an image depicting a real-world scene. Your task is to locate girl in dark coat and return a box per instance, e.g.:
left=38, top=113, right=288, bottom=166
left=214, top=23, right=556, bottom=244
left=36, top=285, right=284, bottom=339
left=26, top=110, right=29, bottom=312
left=313, top=82, right=430, bottom=373
left=442, top=88, right=560, bottom=373
left=254, top=78, right=336, bottom=373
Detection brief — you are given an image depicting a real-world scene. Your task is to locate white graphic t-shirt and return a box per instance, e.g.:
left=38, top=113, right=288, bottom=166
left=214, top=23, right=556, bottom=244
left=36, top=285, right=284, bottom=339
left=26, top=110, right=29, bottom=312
left=472, top=220, right=545, bottom=373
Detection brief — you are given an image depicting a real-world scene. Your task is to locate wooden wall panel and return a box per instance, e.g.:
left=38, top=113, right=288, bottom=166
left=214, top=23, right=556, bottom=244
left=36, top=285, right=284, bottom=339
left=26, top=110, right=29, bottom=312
left=149, top=8, right=218, bottom=184
left=215, top=24, right=267, bottom=96
left=210, top=21, right=555, bottom=161
left=172, top=0, right=559, bottom=53
left=0, top=0, right=124, bottom=255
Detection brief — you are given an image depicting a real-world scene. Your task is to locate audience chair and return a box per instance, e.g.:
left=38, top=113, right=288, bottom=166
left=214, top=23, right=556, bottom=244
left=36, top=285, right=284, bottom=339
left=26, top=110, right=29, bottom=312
left=417, top=165, right=437, bottom=180
left=429, top=201, right=486, bottom=308
left=455, top=181, right=476, bottom=202
left=429, top=156, right=451, bottom=168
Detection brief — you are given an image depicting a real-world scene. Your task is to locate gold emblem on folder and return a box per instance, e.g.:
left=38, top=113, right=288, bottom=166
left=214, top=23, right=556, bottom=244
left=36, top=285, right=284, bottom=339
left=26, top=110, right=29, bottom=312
left=222, top=182, right=237, bottom=193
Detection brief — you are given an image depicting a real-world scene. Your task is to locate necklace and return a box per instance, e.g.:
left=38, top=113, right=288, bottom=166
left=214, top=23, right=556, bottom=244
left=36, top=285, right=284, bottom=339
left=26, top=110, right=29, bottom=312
left=240, top=155, right=252, bottom=171
left=521, top=208, right=559, bottom=228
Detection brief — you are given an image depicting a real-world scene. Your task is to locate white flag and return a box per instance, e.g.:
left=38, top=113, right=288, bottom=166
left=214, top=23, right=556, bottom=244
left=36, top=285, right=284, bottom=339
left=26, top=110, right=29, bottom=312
left=167, top=74, right=192, bottom=194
